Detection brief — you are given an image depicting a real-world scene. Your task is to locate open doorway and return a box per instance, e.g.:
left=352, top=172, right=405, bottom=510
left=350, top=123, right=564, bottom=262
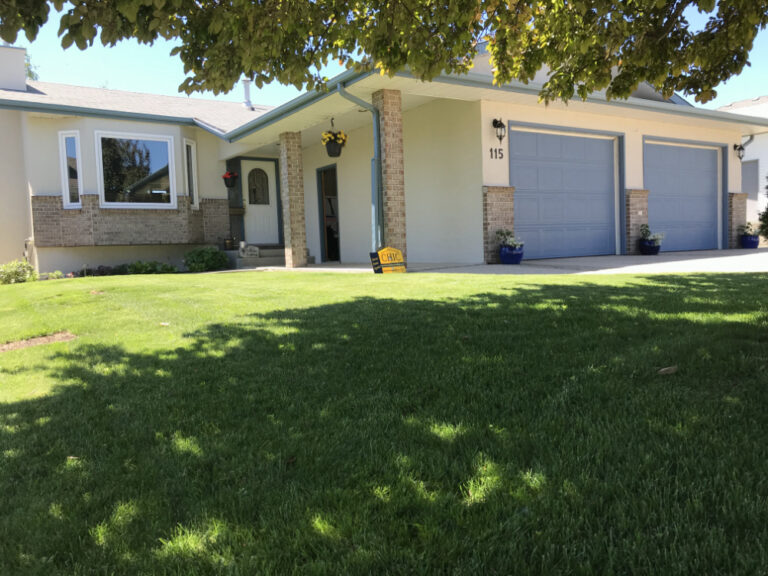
left=317, top=165, right=340, bottom=262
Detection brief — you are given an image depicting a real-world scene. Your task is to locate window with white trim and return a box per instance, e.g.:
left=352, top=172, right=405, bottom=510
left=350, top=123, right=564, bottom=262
left=59, top=130, right=83, bottom=208
left=95, top=131, right=176, bottom=208
left=183, top=138, right=199, bottom=209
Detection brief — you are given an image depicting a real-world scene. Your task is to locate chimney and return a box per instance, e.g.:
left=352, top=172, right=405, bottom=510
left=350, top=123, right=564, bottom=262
left=0, top=45, right=28, bottom=91
left=242, top=78, right=253, bottom=110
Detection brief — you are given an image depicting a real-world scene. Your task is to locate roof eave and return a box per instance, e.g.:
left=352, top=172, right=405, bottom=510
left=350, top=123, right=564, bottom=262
left=221, top=68, right=374, bottom=143
left=399, top=72, right=768, bottom=129
left=0, top=98, right=199, bottom=126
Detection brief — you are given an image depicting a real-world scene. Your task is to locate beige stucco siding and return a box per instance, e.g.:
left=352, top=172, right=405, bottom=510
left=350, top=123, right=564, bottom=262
left=303, top=123, right=375, bottom=264
left=0, top=110, right=31, bottom=264
left=403, top=99, right=483, bottom=263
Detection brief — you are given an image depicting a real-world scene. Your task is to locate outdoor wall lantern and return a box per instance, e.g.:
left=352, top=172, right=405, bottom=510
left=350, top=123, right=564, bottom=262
left=492, top=118, right=507, bottom=143
left=734, top=143, right=745, bottom=161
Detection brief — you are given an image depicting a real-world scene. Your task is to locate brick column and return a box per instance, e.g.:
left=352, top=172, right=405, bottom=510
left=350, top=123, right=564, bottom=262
left=482, top=186, right=515, bottom=263
left=728, top=192, right=747, bottom=249
left=372, top=89, right=406, bottom=258
left=626, top=189, right=649, bottom=255
left=279, top=132, right=307, bottom=268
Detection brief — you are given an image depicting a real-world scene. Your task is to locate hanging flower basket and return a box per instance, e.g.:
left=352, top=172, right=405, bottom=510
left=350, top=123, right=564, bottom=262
left=322, top=130, right=347, bottom=158
left=222, top=171, right=239, bottom=189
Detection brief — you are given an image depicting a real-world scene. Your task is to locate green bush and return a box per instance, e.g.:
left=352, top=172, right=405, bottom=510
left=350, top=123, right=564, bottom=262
left=124, top=261, right=178, bottom=275
left=47, top=271, right=65, bottom=280
left=184, top=247, right=230, bottom=273
left=0, top=260, right=37, bottom=285
left=759, top=206, right=768, bottom=240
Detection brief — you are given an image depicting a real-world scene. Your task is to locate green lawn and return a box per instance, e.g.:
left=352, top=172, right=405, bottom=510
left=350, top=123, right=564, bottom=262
left=1, top=271, right=768, bottom=575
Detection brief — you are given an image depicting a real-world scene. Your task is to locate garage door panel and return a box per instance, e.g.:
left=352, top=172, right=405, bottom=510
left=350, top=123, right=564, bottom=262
left=539, top=167, right=564, bottom=191
left=510, top=129, right=615, bottom=259
left=644, top=142, right=718, bottom=252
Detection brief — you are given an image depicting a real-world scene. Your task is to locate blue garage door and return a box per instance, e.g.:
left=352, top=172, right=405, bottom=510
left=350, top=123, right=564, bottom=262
left=510, top=130, right=616, bottom=259
left=644, top=142, right=719, bottom=251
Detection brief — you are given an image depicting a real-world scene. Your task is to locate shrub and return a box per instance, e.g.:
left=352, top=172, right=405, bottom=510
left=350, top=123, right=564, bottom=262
left=124, top=260, right=178, bottom=275
left=759, top=207, right=768, bottom=240
left=184, top=247, right=230, bottom=273
left=47, top=271, right=65, bottom=280
left=0, top=259, right=37, bottom=285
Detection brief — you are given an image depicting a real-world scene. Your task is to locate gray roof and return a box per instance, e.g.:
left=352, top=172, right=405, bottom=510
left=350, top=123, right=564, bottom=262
left=0, top=81, right=273, bottom=133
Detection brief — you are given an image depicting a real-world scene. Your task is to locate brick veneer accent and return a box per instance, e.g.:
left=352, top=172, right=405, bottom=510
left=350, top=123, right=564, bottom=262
left=31, top=195, right=229, bottom=247
left=625, top=189, right=649, bottom=255
left=372, top=89, right=406, bottom=258
left=279, top=131, right=307, bottom=268
left=728, top=192, right=748, bottom=249
left=482, top=186, right=515, bottom=264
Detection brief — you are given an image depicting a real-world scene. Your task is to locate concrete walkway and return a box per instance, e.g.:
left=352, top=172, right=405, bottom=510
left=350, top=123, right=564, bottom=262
left=235, top=248, right=768, bottom=275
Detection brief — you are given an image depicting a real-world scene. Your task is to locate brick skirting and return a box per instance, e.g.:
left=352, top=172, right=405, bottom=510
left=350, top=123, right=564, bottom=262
left=728, top=193, right=747, bottom=249
left=31, top=195, right=230, bottom=247
left=625, top=189, right=649, bottom=255
left=482, top=186, right=515, bottom=264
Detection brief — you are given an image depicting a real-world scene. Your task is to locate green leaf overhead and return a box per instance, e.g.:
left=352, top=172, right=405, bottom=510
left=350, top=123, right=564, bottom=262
left=1, top=0, right=766, bottom=103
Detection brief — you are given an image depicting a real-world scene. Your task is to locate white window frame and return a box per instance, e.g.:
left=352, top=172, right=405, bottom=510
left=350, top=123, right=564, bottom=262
left=58, top=130, right=83, bottom=209
left=95, top=130, right=177, bottom=210
left=183, top=138, right=200, bottom=210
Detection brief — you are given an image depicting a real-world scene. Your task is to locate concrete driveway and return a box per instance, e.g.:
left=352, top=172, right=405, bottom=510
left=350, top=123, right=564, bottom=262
left=409, top=248, right=768, bottom=275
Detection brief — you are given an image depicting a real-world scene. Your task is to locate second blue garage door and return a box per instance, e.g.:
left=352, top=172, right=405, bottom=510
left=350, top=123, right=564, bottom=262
left=643, top=142, right=719, bottom=251
left=510, top=129, right=616, bottom=260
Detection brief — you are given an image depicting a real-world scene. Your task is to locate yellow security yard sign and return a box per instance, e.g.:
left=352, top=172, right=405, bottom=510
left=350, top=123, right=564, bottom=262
left=370, top=247, right=406, bottom=274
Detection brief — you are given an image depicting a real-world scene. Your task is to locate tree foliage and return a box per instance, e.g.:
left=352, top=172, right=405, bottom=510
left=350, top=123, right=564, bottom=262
left=1, top=0, right=766, bottom=103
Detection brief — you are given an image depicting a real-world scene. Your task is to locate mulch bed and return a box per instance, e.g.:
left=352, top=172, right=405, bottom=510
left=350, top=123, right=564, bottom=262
left=0, top=331, right=77, bottom=353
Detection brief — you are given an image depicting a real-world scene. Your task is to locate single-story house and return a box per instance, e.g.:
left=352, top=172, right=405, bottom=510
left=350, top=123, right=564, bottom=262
left=719, top=96, right=768, bottom=232
left=2, top=43, right=768, bottom=273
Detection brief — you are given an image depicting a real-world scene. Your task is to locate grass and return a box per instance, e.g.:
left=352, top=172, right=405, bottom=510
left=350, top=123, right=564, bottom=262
left=1, top=270, right=768, bottom=574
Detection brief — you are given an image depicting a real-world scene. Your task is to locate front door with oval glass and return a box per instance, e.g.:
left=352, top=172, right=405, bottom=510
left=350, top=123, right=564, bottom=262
left=242, top=160, right=280, bottom=245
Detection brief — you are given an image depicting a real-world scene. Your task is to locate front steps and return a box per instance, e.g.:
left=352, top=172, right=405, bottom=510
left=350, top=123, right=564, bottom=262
left=226, top=245, right=315, bottom=269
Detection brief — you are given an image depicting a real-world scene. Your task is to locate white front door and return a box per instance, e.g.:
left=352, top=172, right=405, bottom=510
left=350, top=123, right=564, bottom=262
left=242, top=160, right=280, bottom=245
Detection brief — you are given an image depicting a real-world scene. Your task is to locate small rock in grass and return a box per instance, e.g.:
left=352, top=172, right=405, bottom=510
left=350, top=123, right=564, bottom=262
left=657, top=365, right=678, bottom=375
left=159, top=322, right=170, bottom=327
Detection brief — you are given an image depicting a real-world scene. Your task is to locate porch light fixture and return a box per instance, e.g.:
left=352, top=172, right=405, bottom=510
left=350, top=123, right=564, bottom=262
left=734, top=143, right=745, bottom=161
left=492, top=118, right=506, bottom=143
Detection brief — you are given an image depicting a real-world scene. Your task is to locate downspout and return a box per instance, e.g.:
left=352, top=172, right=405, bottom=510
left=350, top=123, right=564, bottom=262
left=741, top=134, right=755, bottom=150
left=337, top=84, right=383, bottom=252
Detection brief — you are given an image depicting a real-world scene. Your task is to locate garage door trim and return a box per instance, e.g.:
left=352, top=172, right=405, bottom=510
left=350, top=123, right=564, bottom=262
left=509, top=121, right=626, bottom=255
left=642, top=135, right=727, bottom=250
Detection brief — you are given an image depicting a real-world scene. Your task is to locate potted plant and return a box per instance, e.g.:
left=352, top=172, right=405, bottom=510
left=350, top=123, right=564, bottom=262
left=738, top=222, right=760, bottom=249
left=496, top=229, right=524, bottom=264
left=638, top=224, right=664, bottom=255
left=321, top=130, right=348, bottom=157
left=222, top=171, right=239, bottom=188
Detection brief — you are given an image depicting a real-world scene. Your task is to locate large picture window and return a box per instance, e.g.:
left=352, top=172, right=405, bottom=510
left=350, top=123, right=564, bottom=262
left=95, top=131, right=176, bottom=208
left=58, top=130, right=82, bottom=208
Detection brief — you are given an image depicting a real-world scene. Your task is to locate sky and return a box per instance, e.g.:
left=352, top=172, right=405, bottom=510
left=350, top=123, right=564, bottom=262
left=12, top=8, right=768, bottom=110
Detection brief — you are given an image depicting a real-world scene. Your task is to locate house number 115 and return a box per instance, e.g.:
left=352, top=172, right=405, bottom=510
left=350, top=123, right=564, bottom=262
left=489, top=147, right=504, bottom=160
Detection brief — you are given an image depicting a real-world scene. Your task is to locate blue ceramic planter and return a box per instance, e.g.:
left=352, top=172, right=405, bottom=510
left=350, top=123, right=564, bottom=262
left=499, top=245, right=524, bottom=264
left=740, top=235, right=760, bottom=249
left=638, top=239, right=661, bottom=255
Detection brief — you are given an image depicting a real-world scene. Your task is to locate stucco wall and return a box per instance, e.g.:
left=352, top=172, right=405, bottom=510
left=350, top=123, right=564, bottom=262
left=0, top=110, right=31, bottom=264
left=480, top=99, right=743, bottom=194
left=741, top=134, right=768, bottom=222
left=301, top=99, right=483, bottom=264
left=302, top=124, right=375, bottom=264
left=403, top=99, right=483, bottom=263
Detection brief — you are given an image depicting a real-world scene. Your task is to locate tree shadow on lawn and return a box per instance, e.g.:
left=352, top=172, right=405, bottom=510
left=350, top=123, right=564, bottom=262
left=1, top=275, right=768, bottom=575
